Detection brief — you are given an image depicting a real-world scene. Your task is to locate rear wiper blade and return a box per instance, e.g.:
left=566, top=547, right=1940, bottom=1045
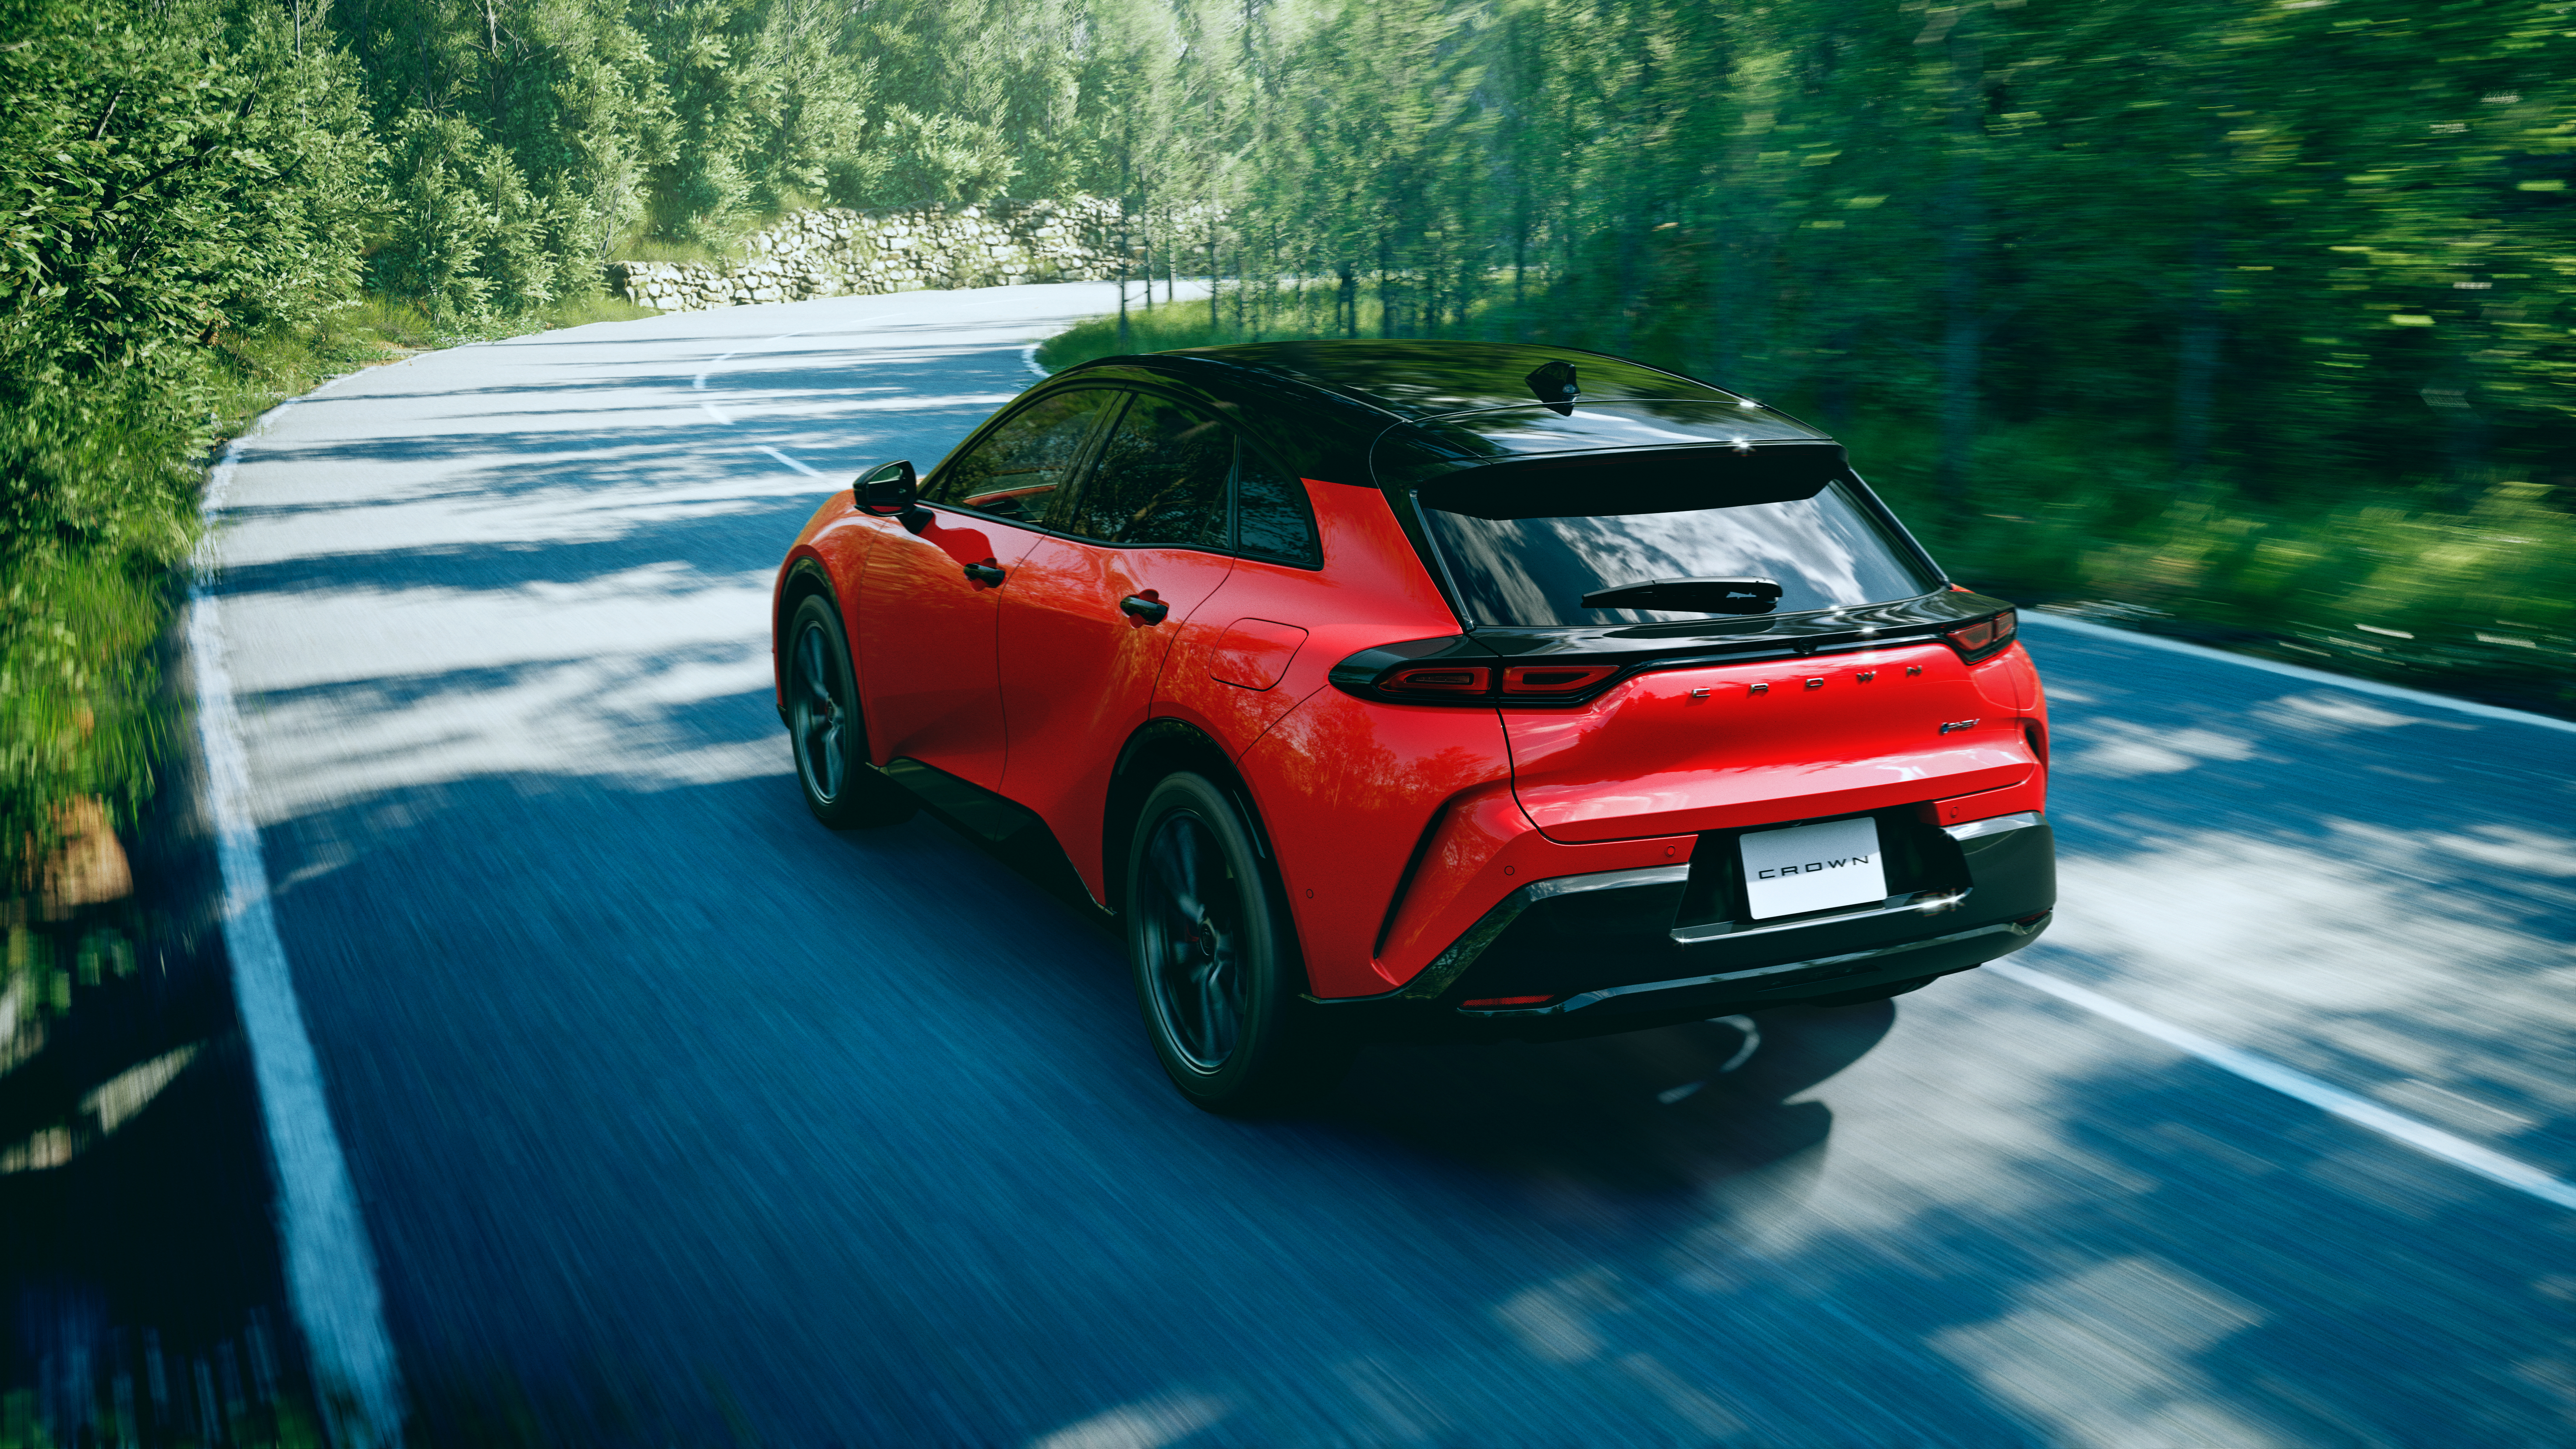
left=1580, top=576, right=1782, bottom=614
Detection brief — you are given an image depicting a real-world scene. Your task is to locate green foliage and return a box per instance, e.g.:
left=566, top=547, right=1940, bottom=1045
left=5, top=0, right=2573, bottom=887
left=0, top=0, right=381, bottom=870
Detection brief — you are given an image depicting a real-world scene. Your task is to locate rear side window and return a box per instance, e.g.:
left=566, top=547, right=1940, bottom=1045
left=928, top=388, right=1120, bottom=522
left=1062, top=393, right=1232, bottom=547
left=1235, top=452, right=1318, bottom=566
left=1419, top=478, right=1937, bottom=627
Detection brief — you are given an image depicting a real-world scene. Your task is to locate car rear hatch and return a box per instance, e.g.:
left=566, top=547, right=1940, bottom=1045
left=1375, top=425, right=2034, bottom=844
left=1501, top=642, right=2032, bottom=842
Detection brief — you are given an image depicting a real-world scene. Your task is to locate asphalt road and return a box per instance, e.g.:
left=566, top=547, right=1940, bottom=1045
left=208, top=285, right=2576, bottom=1447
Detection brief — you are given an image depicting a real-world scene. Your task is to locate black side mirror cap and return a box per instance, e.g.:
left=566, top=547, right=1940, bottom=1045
left=856, top=460, right=918, bottom=515
left=856, top=461, right=933, bottom=530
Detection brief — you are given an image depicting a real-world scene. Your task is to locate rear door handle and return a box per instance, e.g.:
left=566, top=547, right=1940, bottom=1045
left=962, top=561, right=1006, bottom=586
left=1119, top=594, right=1170, bottom=624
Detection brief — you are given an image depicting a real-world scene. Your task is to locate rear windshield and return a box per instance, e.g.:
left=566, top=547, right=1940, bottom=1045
left=1419, top=478, right=1938, bottom=627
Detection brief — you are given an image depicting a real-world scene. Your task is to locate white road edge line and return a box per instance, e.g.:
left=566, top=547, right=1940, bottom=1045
left=200, top=422, right=407, bottom=1447
left=756, top=445, right=824, bottom=478
left=1022, top=341, right=1048, bottom=379
left=2020, top=610, right=2576, bottom=736
left=1986, top=961, right=2576, bottom=1212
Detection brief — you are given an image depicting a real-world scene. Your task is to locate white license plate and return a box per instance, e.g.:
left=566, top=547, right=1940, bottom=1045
left=1740, top=817, right=1889, bottom=920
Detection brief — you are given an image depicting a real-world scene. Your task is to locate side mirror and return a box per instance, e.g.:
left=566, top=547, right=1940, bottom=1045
left=855, top=461, right=919, bottom=516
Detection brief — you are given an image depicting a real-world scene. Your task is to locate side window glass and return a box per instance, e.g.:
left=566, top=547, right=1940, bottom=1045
left=925, top=389, right=1118, bottom=522
left=1233, top=452, right=1319, bottom=566
left=1061, top=393, right=1231, bottom=548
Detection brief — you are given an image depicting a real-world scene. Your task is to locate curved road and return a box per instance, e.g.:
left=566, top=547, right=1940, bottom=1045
left=209, top=285, right=2576, bottom=1446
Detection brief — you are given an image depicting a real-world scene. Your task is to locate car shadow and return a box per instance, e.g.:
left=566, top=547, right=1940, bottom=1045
left=1321, top=1003, right=1896, bottom=1199
left=874, top=784, right=1899, bottom=1205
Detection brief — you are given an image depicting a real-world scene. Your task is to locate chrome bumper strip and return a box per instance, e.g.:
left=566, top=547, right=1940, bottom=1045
left=1670, top=888, right=1971, bottom=945
left=1942, top=810, right=2044, bottom=843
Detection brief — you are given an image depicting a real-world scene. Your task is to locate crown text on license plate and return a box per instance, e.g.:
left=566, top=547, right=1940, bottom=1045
left=1740, top=817, right=1888, bottom=920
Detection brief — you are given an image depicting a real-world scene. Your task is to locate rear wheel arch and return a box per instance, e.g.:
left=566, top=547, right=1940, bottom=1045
left=1106, top=722, right=1284, bottom=923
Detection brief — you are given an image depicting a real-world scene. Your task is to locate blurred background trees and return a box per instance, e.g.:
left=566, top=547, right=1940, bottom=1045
left=2, top=0, right=2571, bottom=874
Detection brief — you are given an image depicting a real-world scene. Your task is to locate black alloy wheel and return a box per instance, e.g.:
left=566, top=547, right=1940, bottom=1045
left=787, top=592, right=915, bottom=828
left=1126, top=772, right=1351, bottom=1113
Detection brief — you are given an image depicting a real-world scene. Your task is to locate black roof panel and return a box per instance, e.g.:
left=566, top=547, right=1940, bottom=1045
left=1143, top=340, right=1733, bottom=418
left=1049, top=340, right=1835, bottom=486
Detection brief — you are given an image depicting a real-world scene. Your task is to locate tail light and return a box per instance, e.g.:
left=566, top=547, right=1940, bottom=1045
left=1942, top=609, right=2017, bottom=663
left=1463, top=995, right=1555, bottom=1009
left=1503, top=664, right=1619, bottom=694
left=1382, top=665, right=1493, bottom=694
left=1332, top=636, right=1636, bottom=706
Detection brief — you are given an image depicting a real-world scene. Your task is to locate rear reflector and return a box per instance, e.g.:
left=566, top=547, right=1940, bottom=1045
left=1463, top=995, right=1555, bottom=1008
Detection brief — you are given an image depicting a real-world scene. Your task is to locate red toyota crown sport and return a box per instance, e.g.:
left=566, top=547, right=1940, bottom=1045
left=772, top=342, right=2055, bottom=1112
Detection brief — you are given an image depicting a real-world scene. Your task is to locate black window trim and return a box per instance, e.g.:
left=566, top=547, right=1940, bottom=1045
left=920, top=382, right=1127, bottom=527
left=1035, top=383, right=1326, bottom=570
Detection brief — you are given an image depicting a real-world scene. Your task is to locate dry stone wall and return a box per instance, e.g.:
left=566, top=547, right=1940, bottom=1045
left=610, top=197, right=1153, bottom=311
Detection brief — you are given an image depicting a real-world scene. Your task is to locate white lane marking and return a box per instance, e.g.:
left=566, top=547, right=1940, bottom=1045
left=2021, top=611, right=2576, bottom=737
left=756, top=445, right=824, bottom=478
left=1022, top=341, right=1049, bottom=379
left=1656, top=1081, right=1704, bottom=1105
left=1987, top=960, right=2576, bottom=1212
left=693, top=345, right=753, bottom=391
left=699, top=400, right=733, bottom=425
left=199, top=429, right=406, bottom=1447
left=1713, top=1015, right=1761, bottom=1073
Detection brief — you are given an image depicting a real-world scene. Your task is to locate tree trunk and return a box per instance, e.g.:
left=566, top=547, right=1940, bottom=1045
left=2173, top=224, right=2221, bottom=491
left=1934, top=8, right=1985, bottom=537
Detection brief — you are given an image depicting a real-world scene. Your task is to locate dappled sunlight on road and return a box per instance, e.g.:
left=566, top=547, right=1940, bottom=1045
left=230, top=566, right=783, bottom=820
left=174, top=290, right=2576, bottom=1448
left=2030, top=665, right=2576, bottom=1173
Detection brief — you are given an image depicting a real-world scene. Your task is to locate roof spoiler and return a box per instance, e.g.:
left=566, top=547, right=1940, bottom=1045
left=1412, top=442, right=1847, bottom=521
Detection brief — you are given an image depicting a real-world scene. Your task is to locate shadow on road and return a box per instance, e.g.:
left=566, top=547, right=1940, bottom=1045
left=1329, top=1006, right=1889, bottom=1198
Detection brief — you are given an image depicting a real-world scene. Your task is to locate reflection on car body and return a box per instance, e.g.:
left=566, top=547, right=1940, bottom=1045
left=772, top=341, right=2055, bottom=1112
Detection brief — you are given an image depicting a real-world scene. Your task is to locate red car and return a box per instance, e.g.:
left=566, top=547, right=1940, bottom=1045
left=774, top=342, right=2054, bottom=1111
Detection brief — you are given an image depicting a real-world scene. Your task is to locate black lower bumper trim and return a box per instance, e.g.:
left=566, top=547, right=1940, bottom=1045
left=1307, top=818, right=2055, bottom=1042
left=1487, top=916, right=2044, bottom=1019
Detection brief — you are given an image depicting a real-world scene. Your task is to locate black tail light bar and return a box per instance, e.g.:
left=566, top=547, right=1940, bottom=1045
left=1330, top=594, right=2021, bottom=707
left=1372, top=662, right=1623, bottom=698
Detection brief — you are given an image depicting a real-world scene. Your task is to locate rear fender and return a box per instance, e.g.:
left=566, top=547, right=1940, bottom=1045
left=1368, top=783, right=1697, bottom=989
left=1105, top=719, right=1273, bottom=918
left=1239, top=689, right=1516, bottom=998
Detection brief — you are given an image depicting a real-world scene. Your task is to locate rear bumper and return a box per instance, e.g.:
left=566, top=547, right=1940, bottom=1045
left=1308, top=812, right=2054, bottom=1042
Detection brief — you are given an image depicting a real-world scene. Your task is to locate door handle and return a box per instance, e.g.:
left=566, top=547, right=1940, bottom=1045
left=1119, top=594, right=1170, bottom=624
left=962, top=561, right=1006, bottom=586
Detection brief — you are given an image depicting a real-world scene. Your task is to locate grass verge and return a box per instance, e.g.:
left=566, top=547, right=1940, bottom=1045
left=3, top=289, right=659, bottom=889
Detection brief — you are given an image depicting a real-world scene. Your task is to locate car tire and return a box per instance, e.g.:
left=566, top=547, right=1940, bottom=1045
left=785, top=592, right=916, bottom=829
left=1126, top=771, right=1352, bottom=1114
